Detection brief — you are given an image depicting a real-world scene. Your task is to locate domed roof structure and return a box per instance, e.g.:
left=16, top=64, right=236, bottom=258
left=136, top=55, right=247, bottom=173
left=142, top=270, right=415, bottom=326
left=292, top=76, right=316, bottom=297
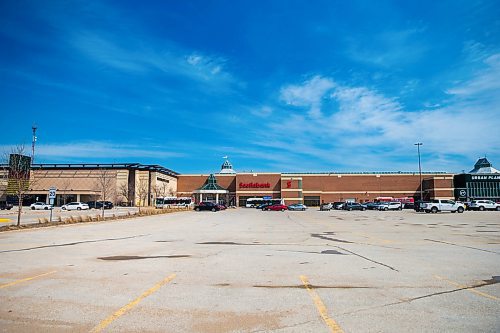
left=469, top=157, right=500, bottom=174
left=219, top=157, right=236, bottom=174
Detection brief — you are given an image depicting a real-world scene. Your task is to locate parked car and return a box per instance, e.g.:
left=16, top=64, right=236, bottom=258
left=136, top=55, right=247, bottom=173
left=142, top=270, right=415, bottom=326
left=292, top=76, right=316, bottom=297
left=403, top=202, right=415, bottom=209
left=377, top=202, right=402, bottom=211
left=288, top=203, right=307, bottom=211
left=263, top=204, right=288, bottom=211
left=468, top=200, right=500, bottom=211
left=0, top=201, right=14, bottom=210
left=256, top=203, right=272, bottom=209
left=194, top=202, right=220, bottom=212
left=343, top=202, right=366, bottom=211
left=320, top=203, right=333, bottom=211
left=217, top=203, right=227, bottom=210
left=332, top=202, right=345, bottom=210
left=61, top=202, right=90, bottom=211
left=422, top=199, right=465, bottom=213
left=414, top=200, right=429, bottom=212
left=87, top=201, right=114, bottom=209
left=364, top=202, right=383, bottom=210
left=30, top=202, right=53, bottom=210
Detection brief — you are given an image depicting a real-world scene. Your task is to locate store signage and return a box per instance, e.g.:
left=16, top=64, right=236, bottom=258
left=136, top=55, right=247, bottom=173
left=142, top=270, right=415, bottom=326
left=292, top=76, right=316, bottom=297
left=239, top=182, right=271, bottom=189
left=471, top=175, right=500, bottom=180
left=286, top=181, right=292, bottom=188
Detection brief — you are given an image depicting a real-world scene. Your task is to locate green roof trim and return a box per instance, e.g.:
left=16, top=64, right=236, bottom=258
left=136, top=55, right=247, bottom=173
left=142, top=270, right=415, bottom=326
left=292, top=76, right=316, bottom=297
left=197, top=174, right=227, bottom=191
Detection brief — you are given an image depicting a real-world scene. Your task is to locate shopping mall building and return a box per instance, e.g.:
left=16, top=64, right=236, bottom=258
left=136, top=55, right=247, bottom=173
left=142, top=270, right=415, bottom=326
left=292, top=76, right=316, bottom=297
left=1, top=158, right=499, bottom=207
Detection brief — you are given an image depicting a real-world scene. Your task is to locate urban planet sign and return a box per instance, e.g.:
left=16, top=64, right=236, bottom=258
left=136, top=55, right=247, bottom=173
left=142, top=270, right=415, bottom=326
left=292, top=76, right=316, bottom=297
left=239, top=182, right=271, bottom=189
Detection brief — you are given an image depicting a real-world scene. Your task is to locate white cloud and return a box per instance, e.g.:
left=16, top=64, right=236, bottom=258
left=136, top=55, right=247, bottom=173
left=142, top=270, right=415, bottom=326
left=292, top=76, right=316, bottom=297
left=0, top=142, right=185, bottom=161
left=280, top=76, right=336, bottom=117
left=251, top=106, right=273, bottom=118
left=345, top=28, right=428, bottom=67
left=72, top=33, right=233, bottom=86
left=249, top=57, right=500, bottom=171
left=447, top=54, right=500, bottom=97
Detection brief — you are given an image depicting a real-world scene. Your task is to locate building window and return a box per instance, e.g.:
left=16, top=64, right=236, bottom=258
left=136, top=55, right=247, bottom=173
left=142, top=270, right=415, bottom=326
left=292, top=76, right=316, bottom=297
left=304, top=196, right=320, bottom=207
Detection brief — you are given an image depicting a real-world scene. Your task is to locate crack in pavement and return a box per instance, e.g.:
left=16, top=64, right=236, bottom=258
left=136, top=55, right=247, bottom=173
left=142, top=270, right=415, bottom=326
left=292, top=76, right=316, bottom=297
left=424, top=239, right=499, bottom=254
left=98, top=255, right=191, bottom=260
left=311, top=232, right=401, bottom=250
left=334, top=246, right=399, bottom=272
left=311, top=232, right=354, bottom=244
left=274, top=249, right=347, bottom=255
left=253, top=284, right=372, bottom=289
left=0, top=234, right=151, bottom=253
left=343, top=276, right=499, bottom=315
left=387, top=275, right=499, bottom=305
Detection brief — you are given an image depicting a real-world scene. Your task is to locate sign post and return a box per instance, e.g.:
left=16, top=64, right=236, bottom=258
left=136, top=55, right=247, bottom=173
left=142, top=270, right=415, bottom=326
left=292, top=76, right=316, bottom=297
left=48, top=187, right=57, bottom=222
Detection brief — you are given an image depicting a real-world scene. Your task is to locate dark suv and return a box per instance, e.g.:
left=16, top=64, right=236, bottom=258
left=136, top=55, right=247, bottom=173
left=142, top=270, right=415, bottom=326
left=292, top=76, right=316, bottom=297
left=87, top=201, right=114, bottom=209
left=194, top=202, right=220, bottom=212
left=343, top=202, right=366, bottom=211
left=0, top=201, right=14, bottom=210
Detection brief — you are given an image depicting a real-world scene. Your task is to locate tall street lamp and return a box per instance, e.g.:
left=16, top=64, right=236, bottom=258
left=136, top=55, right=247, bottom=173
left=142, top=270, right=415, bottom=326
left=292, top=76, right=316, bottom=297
left=415, top=143, right=423, bottom=200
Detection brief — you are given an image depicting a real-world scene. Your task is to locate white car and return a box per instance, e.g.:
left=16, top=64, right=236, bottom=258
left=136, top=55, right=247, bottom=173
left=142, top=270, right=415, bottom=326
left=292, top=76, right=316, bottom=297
left=468, top=200, right=500, bottom=211
left=61, top=202, right=90, bottom=211
left=377, top=202, right=402, bottom=211
left=30, top=202, right=53, bottom=210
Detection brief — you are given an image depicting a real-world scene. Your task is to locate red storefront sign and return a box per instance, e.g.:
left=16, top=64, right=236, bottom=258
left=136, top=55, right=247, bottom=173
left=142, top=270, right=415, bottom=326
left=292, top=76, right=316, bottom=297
left=239, top=182, right=271, bottom=189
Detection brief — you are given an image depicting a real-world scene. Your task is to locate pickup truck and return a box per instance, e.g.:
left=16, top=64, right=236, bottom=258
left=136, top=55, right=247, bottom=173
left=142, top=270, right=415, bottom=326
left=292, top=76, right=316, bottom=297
left=422, top=199, right=465, bottom=213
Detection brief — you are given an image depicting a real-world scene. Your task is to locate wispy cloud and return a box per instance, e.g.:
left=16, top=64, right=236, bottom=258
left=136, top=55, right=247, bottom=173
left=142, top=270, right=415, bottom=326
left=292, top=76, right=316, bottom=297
left=72, top=32, right=234, bottom=87
left=447, top=54, right=500, bottom=97
left=1, top=142, right=185, bottom=162
left=250, top=55, right=500, bottom=172
left=345, top=27, right=428, bottom=67
left=280, top=76, right=336, bottom=117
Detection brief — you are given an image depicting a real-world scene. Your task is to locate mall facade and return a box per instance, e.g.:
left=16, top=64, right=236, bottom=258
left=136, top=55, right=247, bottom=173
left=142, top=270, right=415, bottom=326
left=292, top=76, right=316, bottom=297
left=177, top=159, right=454, bottom=206
left=1, top=158, right=498, bottom=207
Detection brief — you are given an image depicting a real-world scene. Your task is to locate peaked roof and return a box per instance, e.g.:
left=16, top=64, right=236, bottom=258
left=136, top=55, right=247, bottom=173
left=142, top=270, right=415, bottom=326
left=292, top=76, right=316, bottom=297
left=219, top=158, right=236, bottom=174
left=469, top=157, right=500, bottom=174
left=196, top=174, right=227, bottom=191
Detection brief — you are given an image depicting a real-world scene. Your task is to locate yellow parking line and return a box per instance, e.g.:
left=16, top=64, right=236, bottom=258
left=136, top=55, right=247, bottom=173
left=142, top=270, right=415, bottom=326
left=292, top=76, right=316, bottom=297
left=300, top=275, right=344, bottom=333
left=90, top=274, right=176, bottom=333
left=0, top=270, right=57, bottom=289
left=434, top=275, right=498, bottom=301
left=0, top=218, right=11, bottom=223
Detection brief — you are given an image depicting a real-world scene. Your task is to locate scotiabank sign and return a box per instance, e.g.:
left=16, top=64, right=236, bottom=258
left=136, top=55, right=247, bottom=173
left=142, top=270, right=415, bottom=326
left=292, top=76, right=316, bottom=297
left=239, top=182, right=271, bottom=189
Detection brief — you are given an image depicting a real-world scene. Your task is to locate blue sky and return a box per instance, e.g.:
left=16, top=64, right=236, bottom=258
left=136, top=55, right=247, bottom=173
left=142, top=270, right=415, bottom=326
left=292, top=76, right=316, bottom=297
left=1, top=0, right=499, bottom=174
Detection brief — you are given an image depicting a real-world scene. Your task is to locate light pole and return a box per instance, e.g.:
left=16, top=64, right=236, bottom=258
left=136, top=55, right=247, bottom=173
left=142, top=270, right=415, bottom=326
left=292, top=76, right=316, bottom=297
left=415, top=143, right=423, bottom=201
left=31, top=124, right=37, bottom=164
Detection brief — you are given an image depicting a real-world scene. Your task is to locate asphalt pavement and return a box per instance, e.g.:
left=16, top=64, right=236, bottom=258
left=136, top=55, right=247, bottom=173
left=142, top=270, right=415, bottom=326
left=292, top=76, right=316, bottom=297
left=0, top=208, right=498, bottom=332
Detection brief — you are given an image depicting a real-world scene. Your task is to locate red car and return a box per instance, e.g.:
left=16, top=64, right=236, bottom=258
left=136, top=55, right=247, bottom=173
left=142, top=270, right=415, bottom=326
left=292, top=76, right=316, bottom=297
left=262, top=204, right=288, bottom=211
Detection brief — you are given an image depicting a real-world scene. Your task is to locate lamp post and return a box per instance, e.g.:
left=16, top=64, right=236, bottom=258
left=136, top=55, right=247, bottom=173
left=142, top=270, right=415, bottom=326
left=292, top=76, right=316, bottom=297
left=415, top=143, right=423, bottom=201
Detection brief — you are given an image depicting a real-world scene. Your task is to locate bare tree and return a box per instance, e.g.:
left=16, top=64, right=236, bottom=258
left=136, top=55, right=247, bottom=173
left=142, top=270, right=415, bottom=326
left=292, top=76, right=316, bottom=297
left=60, top=179, right=71, bottom=205
left=161, top=181, right=169, bottom=197
left=117, top=182, right=130, bottom=206
left=136, top=178, right=149, bottom=211
left=153, top=184, right=163, bottom=203
left=2, top=146, right=38, bottom=226
left=94, top=169, right=115, bottom=218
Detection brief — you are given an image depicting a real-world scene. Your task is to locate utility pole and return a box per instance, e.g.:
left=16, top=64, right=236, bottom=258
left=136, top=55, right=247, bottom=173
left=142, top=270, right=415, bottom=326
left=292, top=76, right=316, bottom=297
left=415, top=143, right=423, bottom=201
left=31, top=124, right=37, bottom=164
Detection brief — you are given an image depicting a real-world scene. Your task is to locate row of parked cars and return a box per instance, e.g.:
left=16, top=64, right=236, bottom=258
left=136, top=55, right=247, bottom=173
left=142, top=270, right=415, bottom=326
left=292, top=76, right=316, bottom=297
left=415, top=199, right=500, bottom=213
left=28, top=201, right=114, bottom=211
left=194, top=202, right=308, bottom=212
left=320, top=201, right=405, bottom=211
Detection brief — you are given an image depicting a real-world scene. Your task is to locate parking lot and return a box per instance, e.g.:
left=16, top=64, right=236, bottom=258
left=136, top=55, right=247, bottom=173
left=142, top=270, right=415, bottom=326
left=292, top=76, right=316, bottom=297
left=0, top=208, right=498, bottom=332
left=0, top=206, right=139, bottom=226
